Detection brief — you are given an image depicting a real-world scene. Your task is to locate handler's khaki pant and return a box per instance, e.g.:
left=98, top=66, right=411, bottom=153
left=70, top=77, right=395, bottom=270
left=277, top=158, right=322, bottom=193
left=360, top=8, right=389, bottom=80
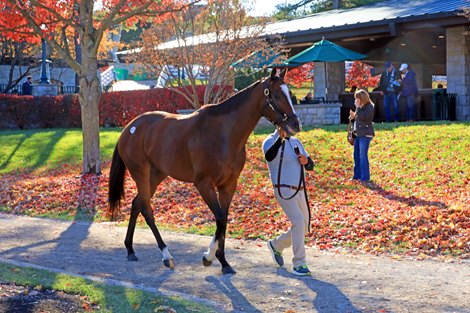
left=271, top=188, right=309, bottom=268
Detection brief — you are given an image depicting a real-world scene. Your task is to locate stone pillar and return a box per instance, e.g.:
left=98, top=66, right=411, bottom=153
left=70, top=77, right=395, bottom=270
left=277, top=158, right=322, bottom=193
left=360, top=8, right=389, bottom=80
left=314, top=62, right=345, bottom=101
left=446, top=26, right=470, bottom=121
left=314, top=62, right=326, bottom=99
left=413, top=63, right=432, bottom=89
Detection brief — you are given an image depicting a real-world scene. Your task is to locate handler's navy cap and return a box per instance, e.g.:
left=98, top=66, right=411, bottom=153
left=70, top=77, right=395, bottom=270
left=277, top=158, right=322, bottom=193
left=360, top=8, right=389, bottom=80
left=385, top=61, right=392, bottom=68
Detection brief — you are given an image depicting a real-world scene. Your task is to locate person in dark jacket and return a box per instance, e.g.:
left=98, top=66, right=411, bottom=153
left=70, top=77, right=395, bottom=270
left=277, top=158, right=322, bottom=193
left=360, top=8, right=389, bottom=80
left=378, top=61, right=401, bottom=122
left=22, top=76, right=33, bottom=95
left=349, top=89, right=375, bottom=183
left=399, top=63, right=419, bottom=121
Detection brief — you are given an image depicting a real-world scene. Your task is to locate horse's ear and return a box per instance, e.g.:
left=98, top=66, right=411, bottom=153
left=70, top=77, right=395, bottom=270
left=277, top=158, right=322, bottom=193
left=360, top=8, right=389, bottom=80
left=279, top=67, right=287, bottom=78
left=270, top=67, right=277, bottom=79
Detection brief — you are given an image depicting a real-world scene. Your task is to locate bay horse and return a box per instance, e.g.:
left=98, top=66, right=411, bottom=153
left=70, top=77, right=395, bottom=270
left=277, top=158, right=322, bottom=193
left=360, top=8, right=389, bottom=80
left=108, top=69, right=301, bottom=274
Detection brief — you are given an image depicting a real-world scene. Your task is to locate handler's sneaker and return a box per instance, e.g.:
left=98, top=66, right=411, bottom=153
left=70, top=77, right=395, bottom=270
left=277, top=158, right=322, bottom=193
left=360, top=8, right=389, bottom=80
left=292, top=265, right=311, bottom=276
left=267, top=240, right=284, bottom=267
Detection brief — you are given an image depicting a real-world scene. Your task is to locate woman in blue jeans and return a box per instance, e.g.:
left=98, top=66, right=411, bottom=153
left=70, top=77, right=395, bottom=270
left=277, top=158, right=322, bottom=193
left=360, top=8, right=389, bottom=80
left=349, top=89, right=375, bottom=182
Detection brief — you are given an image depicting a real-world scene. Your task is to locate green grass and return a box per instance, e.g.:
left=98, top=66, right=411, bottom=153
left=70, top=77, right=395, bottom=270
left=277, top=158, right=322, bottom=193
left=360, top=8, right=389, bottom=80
left=0, top=128, right=121, bottom=174
left=0, top=262, right=215, bottom=313
left=160, top=224, right=217, bottom=236
left=33, top=208, right=103, bottom=221
left=1, top=122, right=468, bottom=179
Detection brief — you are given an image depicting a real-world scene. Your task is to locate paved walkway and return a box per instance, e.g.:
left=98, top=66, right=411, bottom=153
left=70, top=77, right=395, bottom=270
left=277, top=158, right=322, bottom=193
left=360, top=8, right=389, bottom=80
left=0, top=213, right=469, bottom=313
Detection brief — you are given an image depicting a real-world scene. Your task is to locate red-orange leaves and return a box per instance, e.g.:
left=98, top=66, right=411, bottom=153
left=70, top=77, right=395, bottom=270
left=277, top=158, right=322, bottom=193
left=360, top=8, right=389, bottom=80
left=1, top=127, right=469, bottom=260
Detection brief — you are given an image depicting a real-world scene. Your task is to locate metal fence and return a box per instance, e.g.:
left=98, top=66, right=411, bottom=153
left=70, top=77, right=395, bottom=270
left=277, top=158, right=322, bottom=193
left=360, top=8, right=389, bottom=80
left=0, top=84, right=23, bottom=95
left=0, top=84, right=113, bottom=95
left=61, top=85, right=80, bottom=94
left=339, top=90, right=457, bottom=123
left=433, top=91, right=457, bottom=121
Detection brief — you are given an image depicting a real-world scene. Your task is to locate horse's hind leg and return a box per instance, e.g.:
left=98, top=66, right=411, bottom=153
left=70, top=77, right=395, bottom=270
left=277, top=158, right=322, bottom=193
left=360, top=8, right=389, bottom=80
left=144, top=170, right=174, bottom=269
left=124, top=199, right=140, bottom=261
left=125, top=169, right=174, bottom=268
left=124, top=194, right=164, bottom=262
left=138, top=196, right=174, bottom=269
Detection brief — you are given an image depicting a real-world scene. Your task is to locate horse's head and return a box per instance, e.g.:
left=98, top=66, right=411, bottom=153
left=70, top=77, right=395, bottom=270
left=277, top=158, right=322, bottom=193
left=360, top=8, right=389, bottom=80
left=261, top=68, right=301, bottom=136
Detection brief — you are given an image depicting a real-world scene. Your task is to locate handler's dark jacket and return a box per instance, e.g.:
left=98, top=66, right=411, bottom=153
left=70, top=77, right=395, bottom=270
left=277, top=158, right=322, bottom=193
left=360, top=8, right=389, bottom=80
left=353, top=102, right=375, bottom=137
left=378, top=68, right=401, bottom=94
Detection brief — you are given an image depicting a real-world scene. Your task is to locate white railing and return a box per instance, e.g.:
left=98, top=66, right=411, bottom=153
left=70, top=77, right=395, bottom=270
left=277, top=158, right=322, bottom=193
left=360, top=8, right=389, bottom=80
left=100, top=66, right=115, bottom=88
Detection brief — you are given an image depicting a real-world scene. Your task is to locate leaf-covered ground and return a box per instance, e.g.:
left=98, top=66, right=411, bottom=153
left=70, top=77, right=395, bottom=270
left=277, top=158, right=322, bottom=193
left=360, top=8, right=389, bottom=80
left=0, top=123, right=468, bottom=259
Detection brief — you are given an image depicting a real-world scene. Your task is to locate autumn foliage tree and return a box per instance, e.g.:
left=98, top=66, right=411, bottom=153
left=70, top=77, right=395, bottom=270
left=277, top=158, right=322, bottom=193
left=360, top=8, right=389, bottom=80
left=0, top=0, right=198, bottom=174
left=346, top=60, right=380, bottom=90
left=133, top=0, right=287, bottom=108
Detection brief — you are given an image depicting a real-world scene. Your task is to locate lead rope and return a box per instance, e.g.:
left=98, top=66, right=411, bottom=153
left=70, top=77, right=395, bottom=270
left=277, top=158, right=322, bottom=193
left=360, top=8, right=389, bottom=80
left=276, top=140, right=302, bottom=200
left=276, top=140, right=311, bottom=232
left=302, top=167, right=312, bottom=233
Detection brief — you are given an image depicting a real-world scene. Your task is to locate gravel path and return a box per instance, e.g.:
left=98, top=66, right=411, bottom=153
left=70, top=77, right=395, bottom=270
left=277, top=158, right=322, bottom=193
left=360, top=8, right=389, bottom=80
left=0, top=213, right=469, bottom=313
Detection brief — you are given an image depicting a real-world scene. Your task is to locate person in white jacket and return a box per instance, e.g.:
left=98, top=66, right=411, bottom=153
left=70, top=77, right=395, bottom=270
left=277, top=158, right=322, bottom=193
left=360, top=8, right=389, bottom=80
left=263, top=127, right=314, bottom=276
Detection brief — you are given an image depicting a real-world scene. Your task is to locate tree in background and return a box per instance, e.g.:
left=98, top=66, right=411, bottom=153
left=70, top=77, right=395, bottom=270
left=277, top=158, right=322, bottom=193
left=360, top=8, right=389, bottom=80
left=282, top=61, right=379, bottom=93
left=0, top=36, right=40, bottom=94
left=285, top=63, right=315, bottom=88
left=346, top=60, right=379, bottom=91
left=273, top=0, right=381, bottom=19
left=0, top=0, right=199, bottom=174
left=134, top=0, right=287, bottom=108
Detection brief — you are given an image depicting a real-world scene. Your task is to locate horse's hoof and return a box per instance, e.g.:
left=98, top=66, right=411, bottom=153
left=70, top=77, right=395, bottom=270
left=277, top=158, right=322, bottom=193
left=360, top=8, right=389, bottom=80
left=127, top=254, right=138, bottom=261
left=163, top=258, right=175, bottom=269
left=202, top=256, right=212, bottom=267
left=221, top=266, right=236, bottom=275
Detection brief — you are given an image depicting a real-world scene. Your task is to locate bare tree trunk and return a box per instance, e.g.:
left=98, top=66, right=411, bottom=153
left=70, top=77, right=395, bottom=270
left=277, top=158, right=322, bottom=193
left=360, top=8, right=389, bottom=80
left=74, top=32, right=82, bottom=93
left=78, top=50, right=101, bottom=174
left=3, top=41, right=32, bottom=94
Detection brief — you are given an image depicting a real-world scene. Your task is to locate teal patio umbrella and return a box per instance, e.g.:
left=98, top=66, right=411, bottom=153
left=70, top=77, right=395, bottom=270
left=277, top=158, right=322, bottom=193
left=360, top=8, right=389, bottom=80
left=285, top=38, right=367, bottom=99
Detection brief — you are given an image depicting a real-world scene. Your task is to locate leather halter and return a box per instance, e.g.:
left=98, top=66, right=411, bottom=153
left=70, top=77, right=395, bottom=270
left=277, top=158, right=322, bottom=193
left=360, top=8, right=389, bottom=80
left=261, top=79, right=296, bottom=127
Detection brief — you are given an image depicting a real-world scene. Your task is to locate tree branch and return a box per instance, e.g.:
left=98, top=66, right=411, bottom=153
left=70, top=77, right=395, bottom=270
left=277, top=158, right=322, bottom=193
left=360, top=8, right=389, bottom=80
left=29, top=0, right=75, bottom=28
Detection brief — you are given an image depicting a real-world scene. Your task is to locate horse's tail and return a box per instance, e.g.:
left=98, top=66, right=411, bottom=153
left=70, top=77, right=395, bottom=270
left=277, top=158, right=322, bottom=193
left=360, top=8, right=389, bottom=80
left=108, top=144, right=126, bottom=220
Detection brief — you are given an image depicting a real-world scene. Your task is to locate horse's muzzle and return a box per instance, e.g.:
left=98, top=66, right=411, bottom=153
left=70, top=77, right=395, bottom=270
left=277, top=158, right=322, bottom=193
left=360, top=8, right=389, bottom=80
left=283, top=114, right=301, bottom=136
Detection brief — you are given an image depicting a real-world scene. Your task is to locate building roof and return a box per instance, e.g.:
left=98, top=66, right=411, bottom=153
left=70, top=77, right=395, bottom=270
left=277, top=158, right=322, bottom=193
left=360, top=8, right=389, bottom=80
left=264, top=0, right=468, bottom=38
left=117, top=0, right=468, bottom=58
left=268, top=0, right=469, bottom=66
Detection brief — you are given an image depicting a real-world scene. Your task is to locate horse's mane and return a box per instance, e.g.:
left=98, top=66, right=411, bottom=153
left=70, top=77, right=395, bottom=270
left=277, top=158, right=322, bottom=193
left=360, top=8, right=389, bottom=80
left=201, top=81, right=261, bottom=117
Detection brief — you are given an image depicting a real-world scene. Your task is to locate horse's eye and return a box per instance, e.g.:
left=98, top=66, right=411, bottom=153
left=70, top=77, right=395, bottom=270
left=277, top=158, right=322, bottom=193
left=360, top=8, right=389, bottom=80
left=274, top=93, right=281, bottom=99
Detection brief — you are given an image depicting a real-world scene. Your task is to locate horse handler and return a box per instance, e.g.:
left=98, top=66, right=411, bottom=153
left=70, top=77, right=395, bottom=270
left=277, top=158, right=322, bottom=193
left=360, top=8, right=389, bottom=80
left=262, top=127, right=314, bottom=276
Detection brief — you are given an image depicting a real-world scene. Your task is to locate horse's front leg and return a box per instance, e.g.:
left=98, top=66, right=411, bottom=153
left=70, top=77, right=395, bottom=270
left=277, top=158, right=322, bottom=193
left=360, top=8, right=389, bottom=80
left=196, top=181, right=236, bottom=274
left=215, top=183, right=237, bottom=274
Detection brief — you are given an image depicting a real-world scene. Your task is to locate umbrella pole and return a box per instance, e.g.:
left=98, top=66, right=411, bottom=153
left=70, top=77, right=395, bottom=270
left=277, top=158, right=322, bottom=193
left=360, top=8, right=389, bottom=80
left=324, top=62, right=328, bottom=101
